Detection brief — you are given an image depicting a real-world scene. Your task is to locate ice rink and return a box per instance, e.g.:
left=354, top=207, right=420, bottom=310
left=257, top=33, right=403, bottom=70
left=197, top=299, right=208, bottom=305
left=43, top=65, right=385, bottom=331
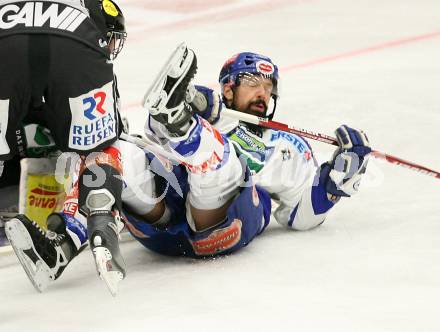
left=1, top=0, right=440, bottom=331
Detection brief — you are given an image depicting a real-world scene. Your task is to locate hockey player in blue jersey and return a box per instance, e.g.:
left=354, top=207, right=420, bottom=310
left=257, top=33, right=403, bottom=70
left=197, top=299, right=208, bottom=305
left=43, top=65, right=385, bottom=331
left=4, top=43, right=371, bottom=295
left=126, top=43, right=372, bottom=256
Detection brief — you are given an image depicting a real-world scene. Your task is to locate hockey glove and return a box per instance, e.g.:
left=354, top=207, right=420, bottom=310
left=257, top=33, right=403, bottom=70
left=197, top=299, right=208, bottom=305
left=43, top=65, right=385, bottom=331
left=186, top=84, right=222, bottom=124
left=320, top=125, right=371, bottom=197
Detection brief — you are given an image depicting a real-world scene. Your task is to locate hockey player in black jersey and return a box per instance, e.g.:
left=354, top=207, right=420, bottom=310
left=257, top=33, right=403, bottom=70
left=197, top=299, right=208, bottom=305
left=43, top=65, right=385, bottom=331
left=1, top=0, right=127, bottom=295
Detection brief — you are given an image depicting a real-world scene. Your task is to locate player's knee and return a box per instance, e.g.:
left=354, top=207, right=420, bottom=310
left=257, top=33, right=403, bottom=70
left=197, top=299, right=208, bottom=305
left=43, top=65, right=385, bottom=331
left=78, top=149, right=123, bottom=215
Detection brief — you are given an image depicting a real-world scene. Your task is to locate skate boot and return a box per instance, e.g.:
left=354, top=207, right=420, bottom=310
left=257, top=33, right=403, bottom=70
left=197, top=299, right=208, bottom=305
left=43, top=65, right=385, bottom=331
left=86, top=189, right=126, bottom=296
left=5, top=214, right=77, bottom=292
left=143, top=42, right=198, bottom=136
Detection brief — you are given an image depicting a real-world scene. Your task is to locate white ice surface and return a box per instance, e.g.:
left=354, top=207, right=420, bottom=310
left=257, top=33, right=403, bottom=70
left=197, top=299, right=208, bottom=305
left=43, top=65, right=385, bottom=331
left=1, top=0, right=440, bottom=331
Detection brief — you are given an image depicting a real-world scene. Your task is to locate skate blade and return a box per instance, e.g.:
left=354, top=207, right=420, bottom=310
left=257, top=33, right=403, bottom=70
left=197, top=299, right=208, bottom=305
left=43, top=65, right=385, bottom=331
left=92, top=246, right=124, bottom=297
left=5, top=219, right=53, bottom=292
left=143, top=42, right=192, bottom=113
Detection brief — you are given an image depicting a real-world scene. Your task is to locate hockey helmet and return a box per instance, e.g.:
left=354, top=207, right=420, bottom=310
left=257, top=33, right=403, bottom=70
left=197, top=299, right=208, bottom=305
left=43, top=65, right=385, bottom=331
left=101, top=0, right=127, bottom=59
left=219, top=52, right=279, bottom=119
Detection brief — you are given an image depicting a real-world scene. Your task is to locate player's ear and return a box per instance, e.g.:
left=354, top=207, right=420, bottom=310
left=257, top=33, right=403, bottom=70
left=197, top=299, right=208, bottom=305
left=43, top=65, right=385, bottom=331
left=223, top=84, right=234, bottom=107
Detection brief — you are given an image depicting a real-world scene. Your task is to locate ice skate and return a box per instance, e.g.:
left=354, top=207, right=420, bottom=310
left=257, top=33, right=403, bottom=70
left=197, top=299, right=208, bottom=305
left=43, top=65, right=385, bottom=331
left=143, top=42, right=198, bottom=135
left=86, top=189, right=126, bottom=296
left=5, top=214, right=76, bottom=292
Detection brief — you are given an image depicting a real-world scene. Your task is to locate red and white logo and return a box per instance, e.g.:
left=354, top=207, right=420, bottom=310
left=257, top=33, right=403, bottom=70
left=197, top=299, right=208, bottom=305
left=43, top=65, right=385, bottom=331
left=256, top=60, right=274, bottom=75
left=63, top=199, right=78, bottom=216
left=190, top=219, right=243, bottom=256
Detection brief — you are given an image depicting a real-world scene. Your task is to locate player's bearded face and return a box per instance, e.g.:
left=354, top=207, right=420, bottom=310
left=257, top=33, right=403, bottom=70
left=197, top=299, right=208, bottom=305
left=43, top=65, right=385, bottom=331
left=233, top=75, right=272, bottom=117
left=241, top=98, right=268, bottom=116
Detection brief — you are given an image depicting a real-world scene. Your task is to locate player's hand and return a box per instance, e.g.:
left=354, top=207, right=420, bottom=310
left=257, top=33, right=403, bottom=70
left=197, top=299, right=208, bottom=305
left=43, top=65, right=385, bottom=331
left=321, top=125, right=371, bottom=197
left=186, top=85, right=222, bottom=124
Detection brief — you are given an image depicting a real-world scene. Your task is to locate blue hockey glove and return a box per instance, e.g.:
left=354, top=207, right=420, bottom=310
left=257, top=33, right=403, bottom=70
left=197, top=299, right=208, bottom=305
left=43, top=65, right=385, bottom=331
left=321, top=125, right=371, bottom=198
left=186, top=84, right=222, bottom=124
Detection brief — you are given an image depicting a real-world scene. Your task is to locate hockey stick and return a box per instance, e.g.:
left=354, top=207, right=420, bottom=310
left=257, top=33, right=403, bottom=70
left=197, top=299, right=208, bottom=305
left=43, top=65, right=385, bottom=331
left=120, top=133, right=178, bottom=163
left=222, top=109, right=440, bottom=180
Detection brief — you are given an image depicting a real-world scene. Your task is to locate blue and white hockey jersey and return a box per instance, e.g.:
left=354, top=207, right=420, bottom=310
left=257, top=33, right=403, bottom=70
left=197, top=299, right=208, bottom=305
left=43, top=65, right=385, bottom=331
left=213, top=114, right=335, bottom=231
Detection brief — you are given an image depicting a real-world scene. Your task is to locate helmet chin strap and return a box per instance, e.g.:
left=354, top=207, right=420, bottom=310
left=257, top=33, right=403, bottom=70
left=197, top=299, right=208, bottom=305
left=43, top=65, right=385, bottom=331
left=267, top=96, right=277, bottom=120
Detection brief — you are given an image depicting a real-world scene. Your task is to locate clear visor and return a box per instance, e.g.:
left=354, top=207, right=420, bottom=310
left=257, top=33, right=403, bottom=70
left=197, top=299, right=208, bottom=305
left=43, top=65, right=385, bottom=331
left=237, top=72, right=278, bottom=98
left=107, top=31, right=127, bottom=60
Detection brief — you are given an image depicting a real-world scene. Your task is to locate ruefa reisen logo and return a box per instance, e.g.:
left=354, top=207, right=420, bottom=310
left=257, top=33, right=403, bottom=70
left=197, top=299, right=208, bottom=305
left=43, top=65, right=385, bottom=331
left=69, top=82, right=116, bottom=150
